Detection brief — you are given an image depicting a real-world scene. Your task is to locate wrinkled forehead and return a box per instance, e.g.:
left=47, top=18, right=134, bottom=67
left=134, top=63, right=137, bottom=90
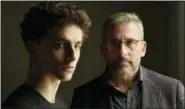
left=103, top=22, right=141, bottom=41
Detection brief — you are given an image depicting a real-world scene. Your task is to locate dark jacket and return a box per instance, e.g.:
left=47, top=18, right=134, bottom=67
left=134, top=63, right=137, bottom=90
left=71, top=66, right=185, bottom=109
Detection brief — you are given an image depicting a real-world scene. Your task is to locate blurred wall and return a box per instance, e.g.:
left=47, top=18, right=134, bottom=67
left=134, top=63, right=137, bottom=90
left=1, top=1, right=184, bottom=105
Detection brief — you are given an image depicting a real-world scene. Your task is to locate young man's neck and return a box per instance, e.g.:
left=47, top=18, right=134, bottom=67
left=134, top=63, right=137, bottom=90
left=25, top=60, right=61, bottom=103
left=25, top=71, right=61, bottom=103
left=35, top=72, right=61, bottom=103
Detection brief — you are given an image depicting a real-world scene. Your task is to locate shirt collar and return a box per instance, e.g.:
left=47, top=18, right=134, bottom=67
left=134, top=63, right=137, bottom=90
left=103, top=65, right=143, bottom=86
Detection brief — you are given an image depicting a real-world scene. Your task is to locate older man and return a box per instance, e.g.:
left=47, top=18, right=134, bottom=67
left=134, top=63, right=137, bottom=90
left=71, top=12, right=184, bottom=109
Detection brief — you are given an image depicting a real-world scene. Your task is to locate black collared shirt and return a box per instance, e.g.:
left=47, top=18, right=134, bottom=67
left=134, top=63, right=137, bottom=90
left=108, top=81, right=141, bottom=109
left=106, top=67, right=143, bottom=109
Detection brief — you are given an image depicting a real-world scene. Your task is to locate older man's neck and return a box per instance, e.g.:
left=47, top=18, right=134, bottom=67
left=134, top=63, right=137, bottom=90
left=109, top=67, right=139, bottom=93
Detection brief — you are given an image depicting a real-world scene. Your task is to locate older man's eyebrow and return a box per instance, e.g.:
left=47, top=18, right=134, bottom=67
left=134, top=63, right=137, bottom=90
left=109, top=37, right=140, bottom=41
left=108, top=38, right=121, bottom=42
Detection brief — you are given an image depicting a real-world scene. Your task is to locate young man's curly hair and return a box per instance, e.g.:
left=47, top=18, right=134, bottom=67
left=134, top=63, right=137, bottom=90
left=20, top=1, right=92, bottom=44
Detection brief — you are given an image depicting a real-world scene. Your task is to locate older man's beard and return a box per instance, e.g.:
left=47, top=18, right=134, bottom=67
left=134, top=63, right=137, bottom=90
left=108, top=57, right=136, bottom=81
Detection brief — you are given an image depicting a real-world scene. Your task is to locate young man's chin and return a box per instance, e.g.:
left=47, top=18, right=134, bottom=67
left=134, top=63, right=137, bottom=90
left=60, top=72, right=74, bottom=82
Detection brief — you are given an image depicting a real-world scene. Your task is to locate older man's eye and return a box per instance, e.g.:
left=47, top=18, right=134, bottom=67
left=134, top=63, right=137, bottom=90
left=125, top=40, right=133, bottom=46
left=109, top=40, right=121, bottom=47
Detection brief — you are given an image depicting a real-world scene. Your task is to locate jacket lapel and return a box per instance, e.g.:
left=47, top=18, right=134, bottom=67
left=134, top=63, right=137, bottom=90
left=98, top=89, right=112, bottom=109
left=141, top=67, right=161, bottom=108
left=97, top=66, right=162, bottom=109
left=93, top=73, right=112, bottom=109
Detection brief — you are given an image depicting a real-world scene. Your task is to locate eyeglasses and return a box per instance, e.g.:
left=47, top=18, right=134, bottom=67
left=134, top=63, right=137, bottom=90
left=103, top=38, right=142, bottom=51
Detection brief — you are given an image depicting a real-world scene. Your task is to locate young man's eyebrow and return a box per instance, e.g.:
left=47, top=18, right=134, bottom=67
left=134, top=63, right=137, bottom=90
left=55, top=37, right=68, bottom=43
left=55, top=37, right=65, bottom=41
left=55, top=38, right=83, bottom=45
left=75, top=41, right=83, bottom=45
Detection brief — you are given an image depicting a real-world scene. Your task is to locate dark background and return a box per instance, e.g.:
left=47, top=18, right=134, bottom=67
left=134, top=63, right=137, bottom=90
left=1, top=1, right=185, bottom=105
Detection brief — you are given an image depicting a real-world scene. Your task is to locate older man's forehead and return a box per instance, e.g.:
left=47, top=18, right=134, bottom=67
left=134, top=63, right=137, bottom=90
left=104, top=22, right=141, bottom=40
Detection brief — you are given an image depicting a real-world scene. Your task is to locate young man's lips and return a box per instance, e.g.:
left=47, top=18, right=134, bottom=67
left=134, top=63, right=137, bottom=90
left=60, top=65, right=75, bottom=69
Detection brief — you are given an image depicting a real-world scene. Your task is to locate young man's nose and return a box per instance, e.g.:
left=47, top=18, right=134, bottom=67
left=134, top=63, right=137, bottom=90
left=66, top=46, right=76, bottom=62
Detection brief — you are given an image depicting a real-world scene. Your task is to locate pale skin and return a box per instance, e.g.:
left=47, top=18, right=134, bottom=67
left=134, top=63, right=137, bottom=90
left=25, top=24, right=83, bottom=103
left=101, top=22, right=147, bottom=93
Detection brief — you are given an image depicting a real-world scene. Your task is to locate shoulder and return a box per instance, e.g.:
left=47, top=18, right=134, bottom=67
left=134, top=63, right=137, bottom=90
left=142, top=66, right=184, bottom=89
left=2, top=84, right=50, bottom=109
left=2, top=85, right=27, bottom=108
left=74, top=74, right=105, bottom=93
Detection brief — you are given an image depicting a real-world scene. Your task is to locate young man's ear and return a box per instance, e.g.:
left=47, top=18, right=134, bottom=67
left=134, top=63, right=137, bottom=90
left=25, top=41, right=38, bottom=56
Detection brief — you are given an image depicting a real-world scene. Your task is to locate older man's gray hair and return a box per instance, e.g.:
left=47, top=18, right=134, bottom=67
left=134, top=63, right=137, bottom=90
left=102, top=12, right=144, bottom=40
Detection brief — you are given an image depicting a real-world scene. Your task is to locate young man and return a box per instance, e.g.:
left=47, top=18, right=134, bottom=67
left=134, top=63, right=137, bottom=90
left=71, top=12, right=184, bottom=109
left=2, top=1, right=91, bottom=109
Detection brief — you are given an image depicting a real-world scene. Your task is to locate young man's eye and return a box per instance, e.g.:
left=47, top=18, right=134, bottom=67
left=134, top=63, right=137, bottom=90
left=75, top=44, right=82, bottom=49
left=56, top=40, right=66, bottom=48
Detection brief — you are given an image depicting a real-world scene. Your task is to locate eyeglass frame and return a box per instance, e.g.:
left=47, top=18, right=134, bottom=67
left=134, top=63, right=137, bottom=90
left=102, top=38, right=143, bottom=51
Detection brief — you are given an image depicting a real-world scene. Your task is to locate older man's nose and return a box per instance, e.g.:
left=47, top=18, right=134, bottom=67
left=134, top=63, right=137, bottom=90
left=119, top=44, right=129, bottom=57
